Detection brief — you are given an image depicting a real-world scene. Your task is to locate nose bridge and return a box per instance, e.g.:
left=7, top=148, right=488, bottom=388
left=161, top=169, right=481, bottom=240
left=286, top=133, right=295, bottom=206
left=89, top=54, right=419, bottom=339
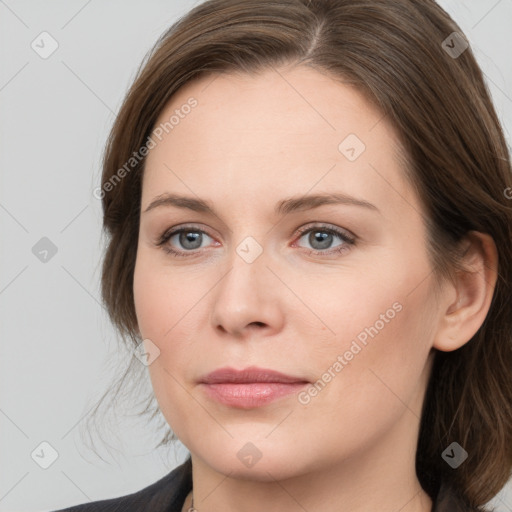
left=210, top=233, right=282, bottom=334
left=222, top=234, right=269, bottom=301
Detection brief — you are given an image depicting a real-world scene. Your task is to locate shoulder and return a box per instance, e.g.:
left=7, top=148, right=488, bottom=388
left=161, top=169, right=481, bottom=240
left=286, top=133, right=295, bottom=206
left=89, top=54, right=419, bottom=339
left=433, top=481, right=494, bottom=512
left=50, top=457, right=192, bottom=512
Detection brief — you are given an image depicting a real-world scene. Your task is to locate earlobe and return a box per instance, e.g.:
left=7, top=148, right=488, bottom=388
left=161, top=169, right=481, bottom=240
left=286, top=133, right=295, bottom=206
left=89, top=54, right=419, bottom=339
left=433, top=231, right=498, bottom=352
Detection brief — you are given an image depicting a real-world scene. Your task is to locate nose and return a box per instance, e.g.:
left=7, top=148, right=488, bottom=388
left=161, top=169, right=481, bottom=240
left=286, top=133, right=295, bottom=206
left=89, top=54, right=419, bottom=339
left=210, top=242, right=285, bottom=339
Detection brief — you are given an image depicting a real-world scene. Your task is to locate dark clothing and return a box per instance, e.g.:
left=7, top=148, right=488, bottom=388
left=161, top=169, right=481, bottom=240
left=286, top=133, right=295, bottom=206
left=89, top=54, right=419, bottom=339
left=52, top=457, right=485, bottom=512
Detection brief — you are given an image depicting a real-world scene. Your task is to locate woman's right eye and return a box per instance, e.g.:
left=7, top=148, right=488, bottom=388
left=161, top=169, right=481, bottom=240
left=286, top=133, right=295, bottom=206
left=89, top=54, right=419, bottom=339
left=157, top=227, right=215, bottom=257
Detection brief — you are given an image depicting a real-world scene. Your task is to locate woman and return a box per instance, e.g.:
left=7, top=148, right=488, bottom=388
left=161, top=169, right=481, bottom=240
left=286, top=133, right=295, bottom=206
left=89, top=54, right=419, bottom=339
left=54, top=0, right=512, bottom=511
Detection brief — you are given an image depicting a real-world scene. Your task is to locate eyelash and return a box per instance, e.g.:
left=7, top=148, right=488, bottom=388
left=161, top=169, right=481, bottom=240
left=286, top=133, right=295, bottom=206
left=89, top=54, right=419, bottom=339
left=156, top=223, right=356, bottom=258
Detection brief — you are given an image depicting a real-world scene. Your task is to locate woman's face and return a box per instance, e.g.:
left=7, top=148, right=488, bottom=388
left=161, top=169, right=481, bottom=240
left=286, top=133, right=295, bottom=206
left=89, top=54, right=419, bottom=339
left=133, top=65, right=443, bottom=479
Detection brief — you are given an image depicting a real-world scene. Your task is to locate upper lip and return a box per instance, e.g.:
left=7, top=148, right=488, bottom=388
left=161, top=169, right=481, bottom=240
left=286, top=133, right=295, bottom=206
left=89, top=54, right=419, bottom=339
left=200, top=366, right=309, bottom=384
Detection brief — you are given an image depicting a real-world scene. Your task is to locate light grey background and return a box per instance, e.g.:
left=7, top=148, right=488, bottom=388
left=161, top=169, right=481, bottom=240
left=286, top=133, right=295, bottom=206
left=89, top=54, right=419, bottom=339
left=1, top=1, right=511, bottom=511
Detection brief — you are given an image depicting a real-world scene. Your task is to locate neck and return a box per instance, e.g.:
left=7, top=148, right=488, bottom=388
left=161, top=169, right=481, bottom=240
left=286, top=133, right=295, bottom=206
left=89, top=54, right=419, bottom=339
left=182, top=410, right=433, bottom=512
left=183, top=467, right=432, bottom=512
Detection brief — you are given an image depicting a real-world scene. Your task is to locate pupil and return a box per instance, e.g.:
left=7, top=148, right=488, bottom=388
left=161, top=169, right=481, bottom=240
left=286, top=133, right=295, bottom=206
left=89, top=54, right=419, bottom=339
left=310, top=231, right=332, bottom=250
left=180, top=231, right=201, bottom=249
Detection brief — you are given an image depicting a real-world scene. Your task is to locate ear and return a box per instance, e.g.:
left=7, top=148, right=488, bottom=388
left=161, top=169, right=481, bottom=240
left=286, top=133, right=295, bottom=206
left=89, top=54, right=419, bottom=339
left=432, top=231, right=498, bottom=352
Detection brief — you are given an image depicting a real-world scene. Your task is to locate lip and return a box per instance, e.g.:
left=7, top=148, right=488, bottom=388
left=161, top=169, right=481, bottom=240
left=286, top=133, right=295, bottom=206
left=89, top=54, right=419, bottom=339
left=199, top=366, right=309, bottom=409
left=200, top=366, right=308, bottom=384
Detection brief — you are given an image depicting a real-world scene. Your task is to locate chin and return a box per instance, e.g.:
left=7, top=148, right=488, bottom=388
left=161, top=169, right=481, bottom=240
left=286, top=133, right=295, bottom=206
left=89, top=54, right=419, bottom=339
left=194, top=443, right=313, bottom=481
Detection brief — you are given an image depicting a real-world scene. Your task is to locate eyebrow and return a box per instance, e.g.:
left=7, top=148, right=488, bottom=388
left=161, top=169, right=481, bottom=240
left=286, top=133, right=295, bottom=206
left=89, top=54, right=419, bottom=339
left=143, top=192, right=379, bottom=216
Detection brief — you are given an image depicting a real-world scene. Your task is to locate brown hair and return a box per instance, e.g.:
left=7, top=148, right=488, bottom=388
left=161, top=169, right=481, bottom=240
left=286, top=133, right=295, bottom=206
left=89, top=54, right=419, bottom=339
left=89, top=0, right=512, bottom=508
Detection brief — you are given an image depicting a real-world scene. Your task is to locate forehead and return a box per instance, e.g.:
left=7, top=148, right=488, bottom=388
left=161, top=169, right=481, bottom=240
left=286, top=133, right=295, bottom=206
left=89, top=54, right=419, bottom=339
left=152, top=65, right=390, bottom=142
left=141, top=65, right=413, bottom=218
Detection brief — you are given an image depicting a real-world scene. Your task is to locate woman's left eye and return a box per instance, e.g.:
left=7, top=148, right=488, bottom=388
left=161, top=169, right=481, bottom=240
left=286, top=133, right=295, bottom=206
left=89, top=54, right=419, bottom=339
left=156, top=224, right=355, bottom=258
left=293, top=225, right=355, bottom=256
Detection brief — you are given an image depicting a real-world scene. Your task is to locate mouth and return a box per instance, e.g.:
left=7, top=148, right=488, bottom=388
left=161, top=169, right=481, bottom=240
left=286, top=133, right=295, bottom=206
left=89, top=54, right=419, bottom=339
left=198, top=366, right=310, bottom=409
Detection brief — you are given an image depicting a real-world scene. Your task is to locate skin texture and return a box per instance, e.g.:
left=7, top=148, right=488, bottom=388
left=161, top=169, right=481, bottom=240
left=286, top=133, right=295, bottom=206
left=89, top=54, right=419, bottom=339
left=133, top=65, right=497, bottom=512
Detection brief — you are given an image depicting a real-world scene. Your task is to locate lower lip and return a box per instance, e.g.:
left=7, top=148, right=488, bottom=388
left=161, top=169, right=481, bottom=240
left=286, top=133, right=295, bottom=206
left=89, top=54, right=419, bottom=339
left=201, top=382, right=308, bottom=408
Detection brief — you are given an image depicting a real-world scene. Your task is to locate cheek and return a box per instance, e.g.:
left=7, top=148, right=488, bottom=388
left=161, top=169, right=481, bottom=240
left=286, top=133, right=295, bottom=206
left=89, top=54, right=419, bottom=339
left=133, top=251, right=206, bottom=378
left=133, top=252, right=157, bottom=336
left=302, top=250, right=437, bottom=406
left=294, top=275, right=436, bottom=454
left=322, top=271, right=436, bottom=413
left=133, top=254, right=199, bottom=430
left=133, top=251, right=192, bottom=341
left=302, top=262, right=434, bottom=355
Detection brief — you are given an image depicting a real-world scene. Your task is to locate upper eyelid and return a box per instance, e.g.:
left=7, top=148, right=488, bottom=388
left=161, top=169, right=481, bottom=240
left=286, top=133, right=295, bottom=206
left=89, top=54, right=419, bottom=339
left=161, top=223, right=216, bottom=241
left=295, top=223, right=355, bottom=238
